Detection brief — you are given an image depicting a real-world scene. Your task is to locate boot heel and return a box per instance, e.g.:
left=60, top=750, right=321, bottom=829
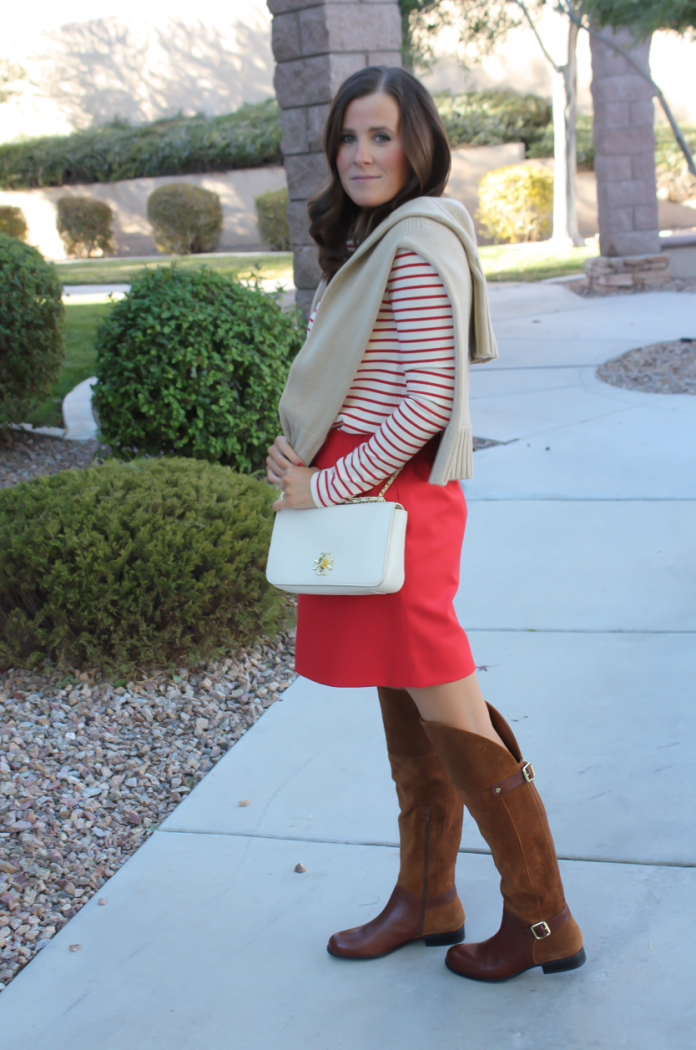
left=542, top=947, right=586, bottom=974
left=424, top=925, right=465, bottom=947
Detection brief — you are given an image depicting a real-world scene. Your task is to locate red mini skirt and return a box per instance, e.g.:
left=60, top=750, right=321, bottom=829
left=294, top=430, right=476, bottom=688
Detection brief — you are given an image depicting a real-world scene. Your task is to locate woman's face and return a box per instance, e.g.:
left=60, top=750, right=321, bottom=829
left=336, top=92, right=410, bottom=209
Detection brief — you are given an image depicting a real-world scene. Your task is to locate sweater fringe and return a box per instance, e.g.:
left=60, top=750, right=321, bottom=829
left=430, top=424, right=473, bottom=485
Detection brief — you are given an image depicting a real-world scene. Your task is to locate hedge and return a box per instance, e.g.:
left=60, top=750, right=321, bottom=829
left=477, top=165, right=554, bottom=243
left=147, top=183, right=223, bottom=254
left=0, top=234, right=65, bottom=426
left=435, top=89, right=552, bottom=152
left=0, top=99, right=282, bottom=190
left=0, top=457, right=289, bottom=672
left=57, top=196, right=115, bottom=257
left=92, top=267, right=303, bottom=473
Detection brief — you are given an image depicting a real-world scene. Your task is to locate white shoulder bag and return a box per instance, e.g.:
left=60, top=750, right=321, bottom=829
left=266, top=471, right=408, bottom=595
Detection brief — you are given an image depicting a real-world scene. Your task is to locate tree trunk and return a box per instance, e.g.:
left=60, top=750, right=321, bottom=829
left=551, top=19, right=583, bottom=247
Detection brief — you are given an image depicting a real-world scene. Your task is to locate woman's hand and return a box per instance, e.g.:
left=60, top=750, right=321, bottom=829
left=266, top=435, right=319, bottom=511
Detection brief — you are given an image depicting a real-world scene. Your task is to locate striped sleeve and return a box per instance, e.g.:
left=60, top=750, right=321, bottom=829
left=311, top=251, right=456, bottom=507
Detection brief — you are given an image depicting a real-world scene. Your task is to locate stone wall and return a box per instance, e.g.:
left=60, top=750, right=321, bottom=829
left=589, top=27, right=660, bottom=258
left=267, top=0, right=402, bottom=316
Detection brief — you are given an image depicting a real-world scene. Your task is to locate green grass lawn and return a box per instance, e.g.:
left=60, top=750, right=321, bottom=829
left=26, top=302, right=113, bottom=429
left=479, top=240, right=598, bottom=282
left=56, top=252, right=294, bottom=287
left=55, top=242, right=597, bottom=290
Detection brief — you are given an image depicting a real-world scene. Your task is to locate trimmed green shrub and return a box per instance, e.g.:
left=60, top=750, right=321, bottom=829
left=477, top=165, right=554, bottom=243
left=255, top=188, right=290, bottom=250
left=435, top=89, right=552, bottom=152
left=0, top=235, right=64, bottom=425
left=92, top=267, right=303, bottom=473
left=147, top=183, right=222, bottom=255
left=0, top=100, right=282, bottom=191
left=57, top=196, right=115, bottom=257
left=0, top=457, right=288, bottom=671
left=0, top=205, right=27, bottom=240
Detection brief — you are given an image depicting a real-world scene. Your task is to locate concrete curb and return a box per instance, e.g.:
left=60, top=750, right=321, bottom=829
left=62, top=376, right=99, bottom=442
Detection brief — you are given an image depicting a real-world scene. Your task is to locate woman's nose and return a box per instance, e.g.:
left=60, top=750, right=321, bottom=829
left=354, top=137, right=373, bottom=165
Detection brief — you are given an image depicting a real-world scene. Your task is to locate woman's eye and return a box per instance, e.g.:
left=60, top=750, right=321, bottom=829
left=375, top=134, right=391, bottom=143
left=340, top=133, right=355, bottom=143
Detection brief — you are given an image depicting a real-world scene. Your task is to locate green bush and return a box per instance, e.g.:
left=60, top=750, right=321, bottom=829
left=255, top=188, right=290, bottom=250
left=0, top=235, right=64, bottom=425
left=57, top=196, right=115, bottom=257
left=92, top=267, right=303, bottom=473
left=147, top=183, right=223, bottom=255
left=435, top=89, right=552, bottom=152
left=0, top=205, right=27, bottom=240
left=0, top=457, right=288, bottom=671
left=0, top=100, right=282, bottom=191
left=526, top=113, right=596, bottom=169
left=477, top=165, right=554, bottom=243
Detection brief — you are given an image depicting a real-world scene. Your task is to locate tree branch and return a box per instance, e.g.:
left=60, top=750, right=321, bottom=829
left=509, top=0, right=562, bottom=72
left=558, top=0, right=696, bottom=176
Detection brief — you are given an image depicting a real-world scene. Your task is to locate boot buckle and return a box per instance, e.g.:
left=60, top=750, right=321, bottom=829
left=530, top=920, right=552, bottom=940
left=522, top=761, right=535, bottom=783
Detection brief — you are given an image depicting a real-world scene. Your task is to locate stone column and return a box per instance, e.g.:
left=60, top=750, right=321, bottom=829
left=586, top=25, right=669, bottom=290
left=267, top=0, right=402, bottom=318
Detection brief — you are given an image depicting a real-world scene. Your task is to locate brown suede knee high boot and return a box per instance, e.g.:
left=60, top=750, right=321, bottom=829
left=422, top=704, right=585, bottom=981
left=327, top=686, right=466, bottom=959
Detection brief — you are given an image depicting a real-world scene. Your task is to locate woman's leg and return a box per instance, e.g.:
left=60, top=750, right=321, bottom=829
left=327, top=686, right=465, bottom=959
left=407, top=671, right=505, bottom=747
left=407, top=678, right=585, bottom=981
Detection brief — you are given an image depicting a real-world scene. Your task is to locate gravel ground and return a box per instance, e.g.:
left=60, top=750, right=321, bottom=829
left=0, top=429, right=101, bottom=490
left=569, top=276, right=696, bottom=297
left=0, top=637, right=297, bottom=991
left=596, top=339, right=696, bottom=394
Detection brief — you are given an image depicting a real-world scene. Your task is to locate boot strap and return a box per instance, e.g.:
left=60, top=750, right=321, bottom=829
left=521, top=904, right=571, bottom=940
left=490, top=759, right=535, bottom=796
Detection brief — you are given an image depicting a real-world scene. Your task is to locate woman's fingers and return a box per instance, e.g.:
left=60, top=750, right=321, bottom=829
left=276, top=435, right=304, bottom=466
left=273, top=465, right=318, bottom=511
left=268, top=435, right=304, bottom=469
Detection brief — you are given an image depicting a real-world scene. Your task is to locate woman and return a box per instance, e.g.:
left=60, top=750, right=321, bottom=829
left=266, top=66, right=585, bottom=982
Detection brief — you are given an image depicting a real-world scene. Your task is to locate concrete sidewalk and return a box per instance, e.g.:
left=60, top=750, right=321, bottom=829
left=2, top=285, right=695, bottom=1049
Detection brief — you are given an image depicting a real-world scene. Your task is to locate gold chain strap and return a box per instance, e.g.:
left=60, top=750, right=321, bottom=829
left=345, top=467, right=402, bottom=505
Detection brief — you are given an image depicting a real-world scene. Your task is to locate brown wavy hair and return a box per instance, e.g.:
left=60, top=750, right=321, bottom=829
left=307, top=66, right=451, bottom=282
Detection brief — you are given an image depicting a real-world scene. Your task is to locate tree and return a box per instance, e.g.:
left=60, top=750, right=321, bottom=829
left=0, top=59, right=25, bottom=105
left=581, top=0, right=696, bottom=36
left=403, top=0, right=585, bottom=246
left=567, top=0, right=696, bottom=175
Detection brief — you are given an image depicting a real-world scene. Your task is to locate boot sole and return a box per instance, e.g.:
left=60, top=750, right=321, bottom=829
left=327, top=925, right=465, bottom=961
left=445, top=946, right=587, bottom=982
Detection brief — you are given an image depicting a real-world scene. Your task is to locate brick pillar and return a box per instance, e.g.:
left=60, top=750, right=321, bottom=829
left=268, top=0, right=402, bottom=318
left=589, top=26, right=660, bottom=257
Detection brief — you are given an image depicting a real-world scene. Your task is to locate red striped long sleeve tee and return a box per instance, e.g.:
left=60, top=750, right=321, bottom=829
left=308, top=250, right=456, bottom=508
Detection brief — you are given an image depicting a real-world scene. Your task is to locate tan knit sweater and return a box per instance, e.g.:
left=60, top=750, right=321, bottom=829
left=278, top=196, right=498, bottom=484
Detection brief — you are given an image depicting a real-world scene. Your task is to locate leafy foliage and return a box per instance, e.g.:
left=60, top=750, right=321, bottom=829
left=0, top=205, right=27, bottom=240
left=255, top=188, right=290, bottom=250
left=0, top=457, right=289, bottom=671
left=147, top=183, right=223, bottom=255
left=57, top=196, right=115, bottom=257
left=0, top=99, right=282, bottom=191
left=92, top=267, right=303, bottom=473
left=477, top=164, right=554, bottom=242
left=436, top=89, right=551, bottom=151
left=581, top=0, right=696, bottom=37
left=0, top=235, right=65, bottom=425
